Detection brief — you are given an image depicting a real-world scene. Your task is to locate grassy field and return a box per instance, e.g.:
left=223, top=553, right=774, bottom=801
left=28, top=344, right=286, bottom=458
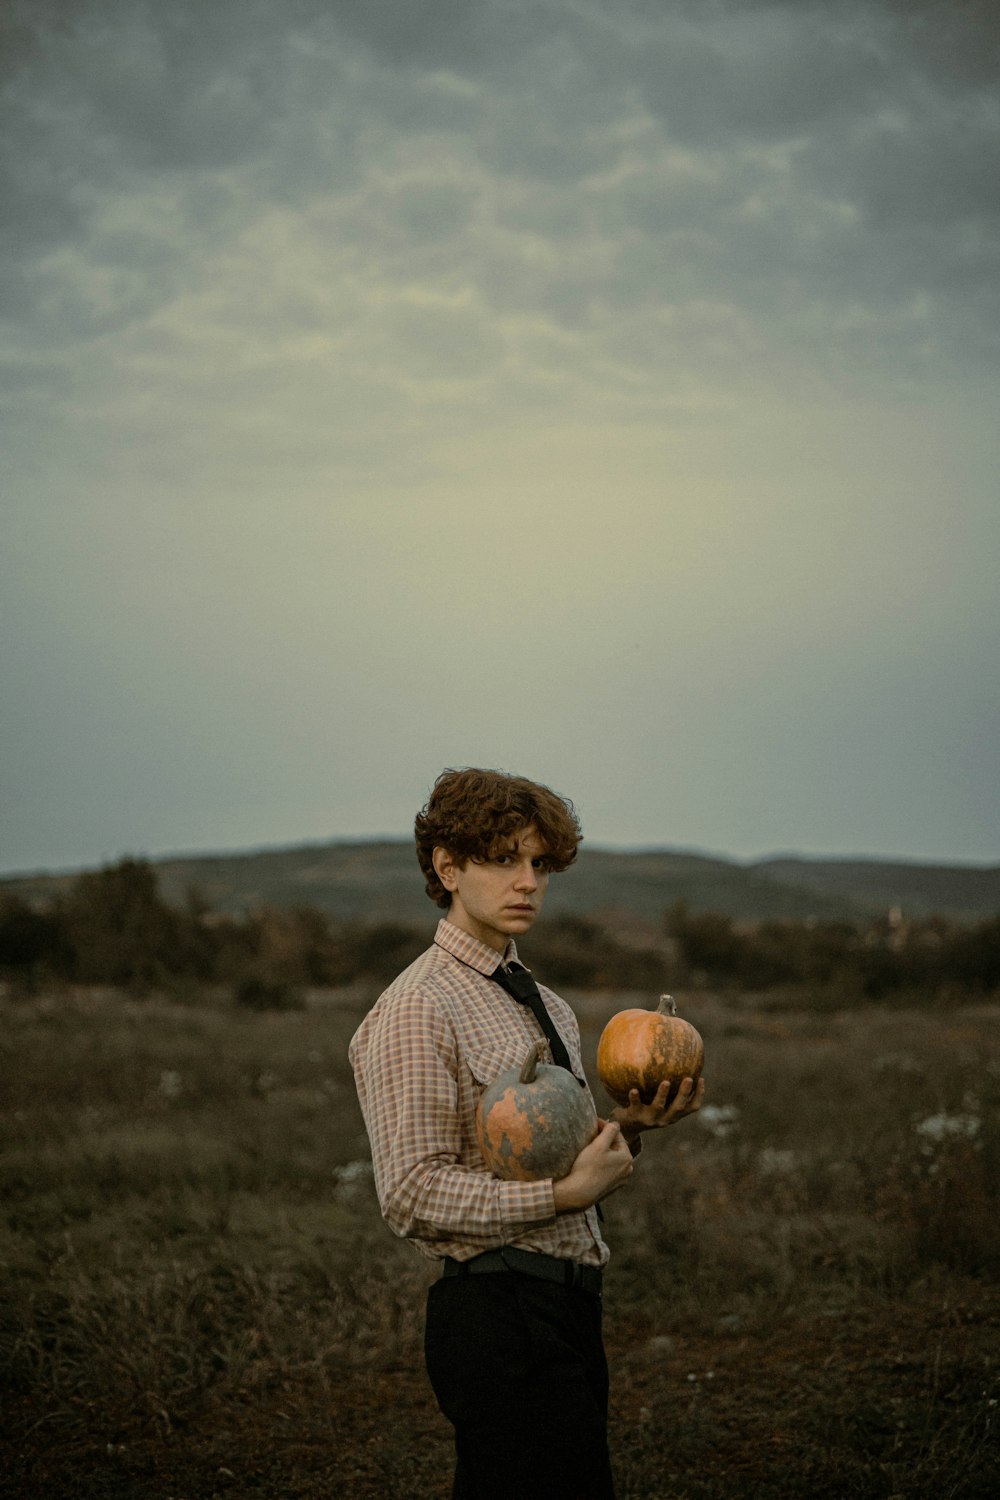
left=2, top=982, right=998, bottom=1499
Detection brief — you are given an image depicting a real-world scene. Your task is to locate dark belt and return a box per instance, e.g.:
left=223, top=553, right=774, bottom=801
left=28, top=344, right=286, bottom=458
left=441, top=1247, right=603, bottom=1297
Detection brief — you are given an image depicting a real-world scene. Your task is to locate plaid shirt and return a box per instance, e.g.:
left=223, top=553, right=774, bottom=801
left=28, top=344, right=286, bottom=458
left=349, top=918, right=608, bottom=1268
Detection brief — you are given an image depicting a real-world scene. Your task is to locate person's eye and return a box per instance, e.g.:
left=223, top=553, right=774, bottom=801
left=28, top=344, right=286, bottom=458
left=494, top=854, right=512, bottom=865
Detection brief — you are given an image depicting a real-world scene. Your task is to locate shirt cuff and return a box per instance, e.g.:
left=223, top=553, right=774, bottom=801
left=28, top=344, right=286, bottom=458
left=497, top=1177, right=556, bottom=1233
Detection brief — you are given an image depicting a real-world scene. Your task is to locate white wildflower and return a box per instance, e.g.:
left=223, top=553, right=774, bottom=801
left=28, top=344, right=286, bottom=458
left=333, top=1159, right=374, bottom=1185
left=758, top=1147, right=797, bottom=1175
left=696, top=1103, right=739, bottom=1138
left=158, top=1070, right=183, bottom=1099
left=914, top=1112, right=980, bottom=1146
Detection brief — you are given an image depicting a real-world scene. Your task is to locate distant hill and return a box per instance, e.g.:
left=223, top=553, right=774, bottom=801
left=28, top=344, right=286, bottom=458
left=4, top=840, right=999, bottom=929
left=754, top=857, right=1000, bottom=924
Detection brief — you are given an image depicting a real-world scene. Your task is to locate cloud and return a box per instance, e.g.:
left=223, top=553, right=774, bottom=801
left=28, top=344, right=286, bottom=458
left=3, top=0, right=997, bottom=369
left=2, top=0, right=998, bottom=869
left=2, top=0, right=994, bottom=485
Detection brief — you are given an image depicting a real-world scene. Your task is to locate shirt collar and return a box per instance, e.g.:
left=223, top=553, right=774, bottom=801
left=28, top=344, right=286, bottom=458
left=433, top=917, right=519, bottom=976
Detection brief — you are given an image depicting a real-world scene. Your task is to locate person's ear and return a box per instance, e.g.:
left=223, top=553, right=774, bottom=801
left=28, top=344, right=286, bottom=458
left=432, top=846, right=460, bottom=894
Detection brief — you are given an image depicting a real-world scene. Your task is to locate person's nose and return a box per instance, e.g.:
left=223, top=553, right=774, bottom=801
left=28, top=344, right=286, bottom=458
left=514, top=860, right=538, bottom=893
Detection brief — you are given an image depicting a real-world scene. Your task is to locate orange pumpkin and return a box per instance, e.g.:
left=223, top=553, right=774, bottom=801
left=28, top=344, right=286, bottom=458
left=596, top=994, right=704, bottom=1107
left=476, top=1041, right=598, bottom=1182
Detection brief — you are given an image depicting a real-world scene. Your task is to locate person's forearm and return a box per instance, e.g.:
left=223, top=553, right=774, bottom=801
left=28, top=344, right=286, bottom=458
left=381, top=1157, right=555, bottom=1241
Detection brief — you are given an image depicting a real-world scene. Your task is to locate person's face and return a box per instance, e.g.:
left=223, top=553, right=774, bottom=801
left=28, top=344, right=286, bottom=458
left=432, top=824, right=551, bottom=953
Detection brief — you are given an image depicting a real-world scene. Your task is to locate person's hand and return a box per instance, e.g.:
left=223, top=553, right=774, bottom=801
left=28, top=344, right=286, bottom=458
left=610, top=1076, right=706, bottom=1147
left=552, top=1118, right=634, bottom=1213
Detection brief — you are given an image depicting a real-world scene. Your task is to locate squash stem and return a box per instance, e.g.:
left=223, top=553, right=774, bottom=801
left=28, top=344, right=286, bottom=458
left=657, top=994, right=677, bottom=1016
left=519, top=1040, right=547, bottom=1083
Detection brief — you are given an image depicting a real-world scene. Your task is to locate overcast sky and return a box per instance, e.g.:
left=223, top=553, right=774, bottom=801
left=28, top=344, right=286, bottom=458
left=2, top=0, right=998, bottom=876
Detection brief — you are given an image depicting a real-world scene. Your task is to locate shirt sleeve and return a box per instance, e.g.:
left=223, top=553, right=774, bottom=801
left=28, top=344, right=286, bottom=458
left=352, top=985, right=557, bottom=1245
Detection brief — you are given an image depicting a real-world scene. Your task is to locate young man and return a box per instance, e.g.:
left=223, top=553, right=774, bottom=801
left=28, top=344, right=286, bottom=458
left=349, top=768, right=704, bottom=1499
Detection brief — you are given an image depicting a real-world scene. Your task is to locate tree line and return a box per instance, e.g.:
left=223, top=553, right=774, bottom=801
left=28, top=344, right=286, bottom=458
left=664, top=901, right=1000, bottom=999
left=1, top=858, right=998, bottom=1004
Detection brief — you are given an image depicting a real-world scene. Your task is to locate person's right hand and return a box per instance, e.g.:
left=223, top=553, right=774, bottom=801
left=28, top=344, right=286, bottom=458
left=552, top=1119, right=634, bottom=1213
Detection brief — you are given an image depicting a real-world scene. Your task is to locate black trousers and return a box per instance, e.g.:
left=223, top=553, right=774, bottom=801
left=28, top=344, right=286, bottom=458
left=424, top=1270, right=615, bottom=1500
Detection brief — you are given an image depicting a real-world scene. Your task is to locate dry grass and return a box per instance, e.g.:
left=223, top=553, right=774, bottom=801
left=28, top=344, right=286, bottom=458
left=1, top=983, right=998, bottom=1498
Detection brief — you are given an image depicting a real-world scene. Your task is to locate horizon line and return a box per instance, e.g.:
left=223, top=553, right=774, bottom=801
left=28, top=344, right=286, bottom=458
left=2, top=833, right=998, bottom=883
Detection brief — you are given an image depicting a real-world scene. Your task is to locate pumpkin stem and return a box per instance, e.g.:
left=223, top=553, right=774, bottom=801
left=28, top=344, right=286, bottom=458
left=657, top=994, right=677, bottom=1016
left=519, top=1040, right=547, bottom=1083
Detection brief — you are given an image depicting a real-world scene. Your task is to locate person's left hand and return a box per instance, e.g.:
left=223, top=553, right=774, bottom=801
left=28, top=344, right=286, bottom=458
left=610, top=1075, right=706, bottom=1144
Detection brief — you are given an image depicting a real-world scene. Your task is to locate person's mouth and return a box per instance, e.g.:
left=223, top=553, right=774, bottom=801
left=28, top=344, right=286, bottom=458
left=507, top=903, right=535, bottom=913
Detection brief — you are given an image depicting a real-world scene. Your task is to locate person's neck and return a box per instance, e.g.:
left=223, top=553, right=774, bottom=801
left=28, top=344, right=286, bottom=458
left=445, top=909, right=508, bottom=955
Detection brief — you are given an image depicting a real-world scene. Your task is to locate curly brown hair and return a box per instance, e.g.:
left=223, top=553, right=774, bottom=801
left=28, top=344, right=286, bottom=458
left=415, top=768, right=583, bottom=909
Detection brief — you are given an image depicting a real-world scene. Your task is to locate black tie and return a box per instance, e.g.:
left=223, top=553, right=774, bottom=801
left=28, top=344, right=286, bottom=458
left=491, top=962, right=574, bottom=1074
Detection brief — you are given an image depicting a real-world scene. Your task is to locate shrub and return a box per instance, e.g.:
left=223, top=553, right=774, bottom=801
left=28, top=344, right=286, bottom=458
left=62, top=858, right=182, bottom=991
left=0, top=893, right=70, bottom=980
